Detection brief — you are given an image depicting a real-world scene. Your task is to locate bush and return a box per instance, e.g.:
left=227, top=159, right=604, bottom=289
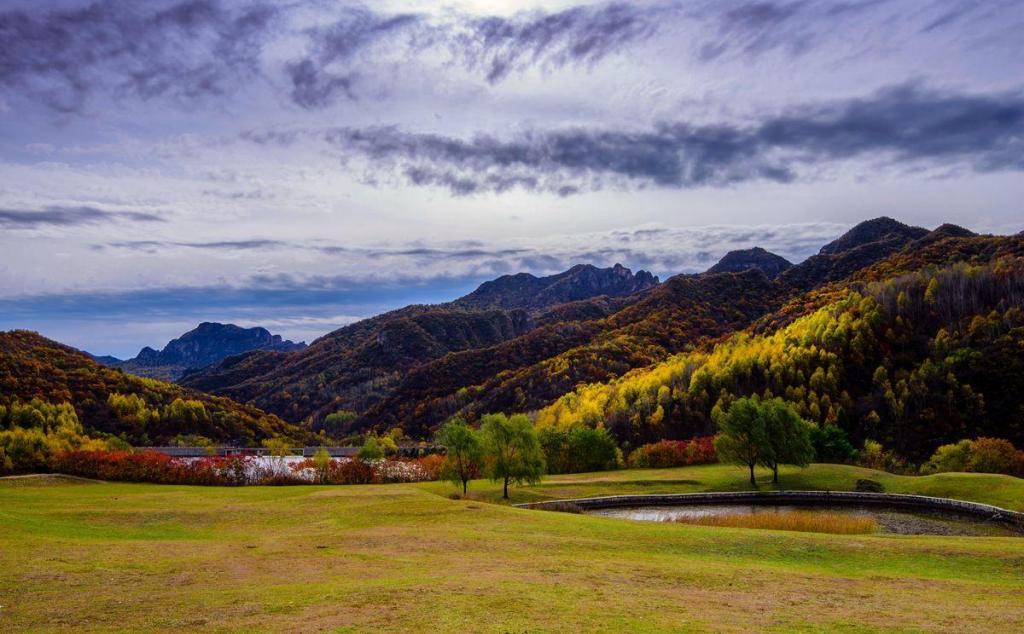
left=540, top=426, right=620, bottom=474
left=413, top=453, right=446, bottom=480
left=920, top=437, right=1024, bottom=477
left=920, top=440, right=972, bottom=474
left=628, top=437, right=717, bottom=469
left=857, top=439, right=910, bottom=474
left=968, top=437, right=1024, bottom=476
left=0, top=446, right=11, bottom=473
left=53, top=450, right=268, bottom=485
left=810, top=424, right=856, bottom=463
left=329, top=458, right=377, bottom=484
left=855, top=478, right=884, bottom=493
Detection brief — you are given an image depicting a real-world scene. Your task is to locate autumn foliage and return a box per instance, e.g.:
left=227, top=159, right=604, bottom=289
left=627, top=437, right=717, bottom=468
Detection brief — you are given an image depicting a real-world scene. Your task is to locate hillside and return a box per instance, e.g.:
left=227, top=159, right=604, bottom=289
left=538, top=256, right=1024, bottom=460
left=0, top=330, right=307, bottom=446
left=182, top=217, right=975, bottom=438
left=361, top=218, right=983, bottom=435
left=180, top=307, right=535, bottom=423
left=101, top=322, right=306, bottom=381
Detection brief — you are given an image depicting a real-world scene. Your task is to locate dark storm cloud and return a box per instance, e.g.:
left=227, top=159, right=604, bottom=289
left=284, top=2, right=664, bottom=107
left=0, top=0, right=669, bottom=112
left=295, top=83, right=1024, bottom=195
left=0, top=205, right=164, bottom=228
left=694, top=0, right=898, bottom=61
left=459, top=2, right=662, bottom=84
left=0, top=0, right=277, bottom=113
left=286, top=8, right=419, bottom=108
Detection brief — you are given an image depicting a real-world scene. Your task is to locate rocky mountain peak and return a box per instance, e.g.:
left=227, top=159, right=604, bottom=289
left=706, top=247, right=793, bottom=279
left=819, top=217, right=928, bottom=255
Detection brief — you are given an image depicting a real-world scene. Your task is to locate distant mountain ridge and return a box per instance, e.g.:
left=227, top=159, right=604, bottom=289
left=455, top=263, right=658, bottom=311
left=100, top=322, right=305, bottom=381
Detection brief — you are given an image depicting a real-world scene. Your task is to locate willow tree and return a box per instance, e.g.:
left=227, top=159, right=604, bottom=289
left=435, top=417, right=481, bottom=495
left=714, top=397, right=769, bottom=486
left=760, top=398, right=814, bottom=483
left=480, top=413, right=544, bottom=499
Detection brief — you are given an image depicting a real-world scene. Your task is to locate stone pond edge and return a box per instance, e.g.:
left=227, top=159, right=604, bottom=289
left=514, top=490, right=1024, bottom=532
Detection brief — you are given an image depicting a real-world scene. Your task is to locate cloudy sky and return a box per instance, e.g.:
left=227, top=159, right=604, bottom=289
left=1, top=0, right=1023, bottom=357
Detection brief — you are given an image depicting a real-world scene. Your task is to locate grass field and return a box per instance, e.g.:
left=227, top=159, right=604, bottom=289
left=2, top=464, right=1023, bottom=632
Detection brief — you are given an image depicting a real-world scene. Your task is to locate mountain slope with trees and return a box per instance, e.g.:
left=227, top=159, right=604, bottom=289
left=181, top=217, right=996, bottom=440
left=0, top=330, right=307, bottom=446
left=537, top=256, right=1024, bottom=461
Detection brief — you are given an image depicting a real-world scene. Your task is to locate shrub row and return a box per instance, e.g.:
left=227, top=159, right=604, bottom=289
left=288, top=453, right=445, bottom=485
left=52, top=450, right=446, bottom=486
left=627, top=436, right=717, bottom=468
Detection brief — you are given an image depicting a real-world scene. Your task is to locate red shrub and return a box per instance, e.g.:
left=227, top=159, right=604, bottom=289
left=53, top=450, right=268, bottom=485
left=53, top=451, right=446, bottom=486
left=628, top=437, right=717, bottom=468
left=327, top=458, right=377, bottom=484
left=411, top=453, right=446, bottom=480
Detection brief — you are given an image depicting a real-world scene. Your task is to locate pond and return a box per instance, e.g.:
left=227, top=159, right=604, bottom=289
left=589, top=503, right=1022, bottom=536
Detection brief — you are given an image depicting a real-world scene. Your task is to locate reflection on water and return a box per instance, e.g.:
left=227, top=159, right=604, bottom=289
left=589, top=504, right=1020, bottom=536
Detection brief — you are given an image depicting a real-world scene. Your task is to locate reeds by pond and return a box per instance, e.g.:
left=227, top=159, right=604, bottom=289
left=669, top=510, right=878, bottom=534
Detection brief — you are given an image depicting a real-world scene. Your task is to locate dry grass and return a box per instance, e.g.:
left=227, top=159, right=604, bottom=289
left=670, top=510, right=878, bottom=534
left=4, top=467, right=1024, bottom=632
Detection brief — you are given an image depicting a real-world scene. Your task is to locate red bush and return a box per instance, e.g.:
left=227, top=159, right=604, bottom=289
left=628, top=437, right=717, bottom=468
left=53, top=450, right=268, bottom=485
left=411, top=453, right=446, bottom=480
left=328, top=458, right=377, bottom=484
left=53, top=451, right=447, bottom=486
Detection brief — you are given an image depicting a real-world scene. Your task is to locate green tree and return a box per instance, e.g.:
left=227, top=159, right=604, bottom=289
left=538, top=426, right=618, bottom=474
left=714, top=397, right=769, bottom=486
left=480, top=413, right=544, bottom=499
left=357, top=435, right=385, bottom=461
left=313, top=446, right=331, bottom=483
left=319, top=410, right=357, bottom=436
left=435, top=417, right=482, bottom=495
left=761, top=399, right=815, bottom=483
left=810, top=424, right=856, bottom=463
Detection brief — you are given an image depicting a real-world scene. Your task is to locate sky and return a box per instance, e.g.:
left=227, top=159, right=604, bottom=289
left=1, top=0, right=1023, bottom=358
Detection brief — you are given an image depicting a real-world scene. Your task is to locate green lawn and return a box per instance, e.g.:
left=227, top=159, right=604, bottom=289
left=414, top=462, right=1024, bottom=511
left=2, top=465, right=1023, bottom=632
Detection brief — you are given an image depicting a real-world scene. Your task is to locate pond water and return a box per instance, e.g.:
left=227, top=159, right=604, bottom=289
left=588, top=504, right=1021, bottom=536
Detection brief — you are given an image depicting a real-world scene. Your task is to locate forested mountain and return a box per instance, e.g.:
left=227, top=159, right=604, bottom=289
left=180, top=307, right=535, bottom=423
left=177, top=217, right=1006, bottom=447
left=0, top=330, right=308, bottom=446
left=100, top=322, right=306, bottom=381
left=538, top=256, right=1024, bottom=460
left=4, top=216, right=1022, bottom=461
left=706, top=247, right=792, bottom=278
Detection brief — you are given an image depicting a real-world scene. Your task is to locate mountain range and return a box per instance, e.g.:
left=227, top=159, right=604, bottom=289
left=179, top=217, right=1020, bottom=439
left=97, top=322, right=305, bottom=381
left=4, top=216, right=1023, bottom=457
